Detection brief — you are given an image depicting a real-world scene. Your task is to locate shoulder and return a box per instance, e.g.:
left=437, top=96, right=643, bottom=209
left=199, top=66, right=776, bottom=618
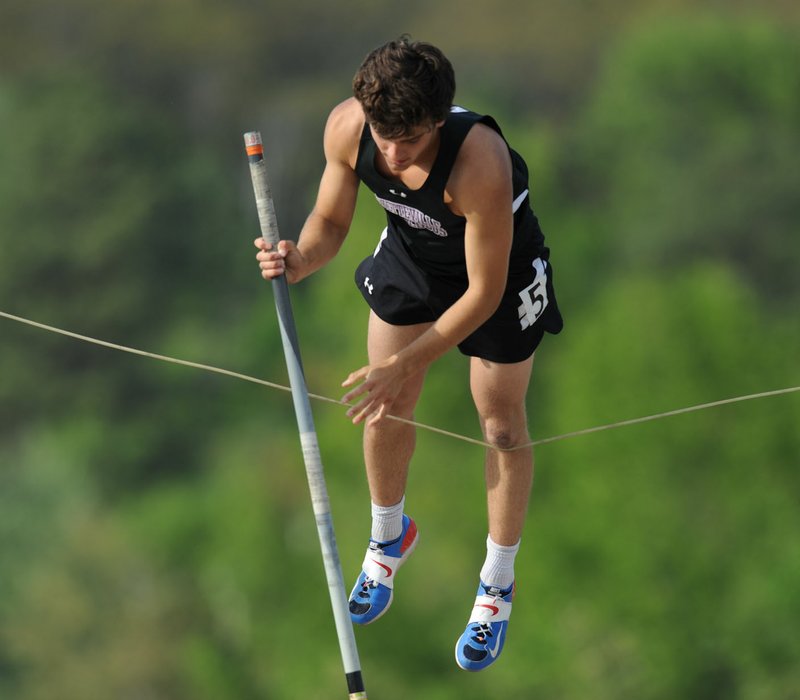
left=447, top=122, right=512, bottom=213
left=323, top=97, right=366, bottom=168
left=458, top=121, right=510, bottom=174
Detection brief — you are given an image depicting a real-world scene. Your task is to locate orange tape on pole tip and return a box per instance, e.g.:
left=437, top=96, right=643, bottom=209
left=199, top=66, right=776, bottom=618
left=243, top=132, right=264, bottom=158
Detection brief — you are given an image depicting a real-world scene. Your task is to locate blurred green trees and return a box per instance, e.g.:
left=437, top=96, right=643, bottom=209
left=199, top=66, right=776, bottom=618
left=571, top=18, right=800, bottom=303
left=1, top=3, right=798, bottom=698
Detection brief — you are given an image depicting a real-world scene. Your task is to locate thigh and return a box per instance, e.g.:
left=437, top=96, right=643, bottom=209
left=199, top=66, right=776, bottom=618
left=469, top=355, right=534, bottom=429
left=367, top=310, right=433, bottom=363
left=367, top=310, right=433, bottom=415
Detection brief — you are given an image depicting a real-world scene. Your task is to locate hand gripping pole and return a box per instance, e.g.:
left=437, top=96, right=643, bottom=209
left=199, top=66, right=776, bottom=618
left=244, top=132, right=367, bottom=699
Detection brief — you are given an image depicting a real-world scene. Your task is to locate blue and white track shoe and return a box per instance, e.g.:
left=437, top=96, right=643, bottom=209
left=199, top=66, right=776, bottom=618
left=348, top=515, right=419, bottom=625
left=455, top=580, right=514, bottom=671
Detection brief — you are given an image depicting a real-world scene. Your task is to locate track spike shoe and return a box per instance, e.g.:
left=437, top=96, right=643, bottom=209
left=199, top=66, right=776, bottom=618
left=348, top=514, right=418, bottom=625
left=455, top=580, right=514, bottom=671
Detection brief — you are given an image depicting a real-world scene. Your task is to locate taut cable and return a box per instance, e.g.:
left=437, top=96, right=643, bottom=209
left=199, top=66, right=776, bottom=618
left=2, top=310, right=798, bottom=451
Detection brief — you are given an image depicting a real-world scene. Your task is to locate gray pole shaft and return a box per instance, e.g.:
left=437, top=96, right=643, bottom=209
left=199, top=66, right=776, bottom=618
left=244, top=132, right=366, bottom=699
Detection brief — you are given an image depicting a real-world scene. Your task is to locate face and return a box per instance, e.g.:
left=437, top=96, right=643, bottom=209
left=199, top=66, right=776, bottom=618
left=370, top=122, right=443, bottom=173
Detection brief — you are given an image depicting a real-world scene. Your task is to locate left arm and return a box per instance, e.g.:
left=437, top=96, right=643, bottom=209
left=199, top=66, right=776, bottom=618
left=343, top=125, right=514, bottom=423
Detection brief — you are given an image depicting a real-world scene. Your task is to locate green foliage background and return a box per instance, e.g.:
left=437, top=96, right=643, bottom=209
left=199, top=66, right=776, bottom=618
left=1, top=2, right=798, bottom=698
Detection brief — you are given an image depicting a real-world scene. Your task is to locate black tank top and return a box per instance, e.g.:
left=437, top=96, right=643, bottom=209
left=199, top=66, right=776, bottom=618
left=354, top=107, right=548, bottom=280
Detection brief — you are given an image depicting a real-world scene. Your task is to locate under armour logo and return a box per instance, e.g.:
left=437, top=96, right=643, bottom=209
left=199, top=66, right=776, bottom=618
left=364, top=277, right=374, bottom=295
left=389, top=188, right=407, bottom=198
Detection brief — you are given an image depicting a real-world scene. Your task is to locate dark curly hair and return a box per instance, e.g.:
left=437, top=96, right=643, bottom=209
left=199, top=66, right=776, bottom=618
left=352, top=36, right=456, bottom=139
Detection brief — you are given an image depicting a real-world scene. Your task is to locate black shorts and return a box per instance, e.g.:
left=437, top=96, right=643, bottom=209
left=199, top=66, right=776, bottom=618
left=354, top=228, right=564, bottom=363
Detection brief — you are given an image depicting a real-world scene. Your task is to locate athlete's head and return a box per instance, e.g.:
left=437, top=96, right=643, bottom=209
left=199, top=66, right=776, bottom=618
left=352, top=36, right=456, bottom=140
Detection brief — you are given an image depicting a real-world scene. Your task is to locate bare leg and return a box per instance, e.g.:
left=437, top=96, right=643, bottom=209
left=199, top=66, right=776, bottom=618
left=469, top=355, right=535, bottom=546
left=363, top=311, right=432, bottom=506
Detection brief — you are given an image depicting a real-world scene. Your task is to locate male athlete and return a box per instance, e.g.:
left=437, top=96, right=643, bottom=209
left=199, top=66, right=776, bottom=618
left=256, top=37, right=563, bottom=671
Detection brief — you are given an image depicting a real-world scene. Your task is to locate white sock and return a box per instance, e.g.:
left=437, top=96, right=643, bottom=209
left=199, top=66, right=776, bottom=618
left=479, top=535, right=520, bottom=590
left=370, top=497, right=404, bottom=543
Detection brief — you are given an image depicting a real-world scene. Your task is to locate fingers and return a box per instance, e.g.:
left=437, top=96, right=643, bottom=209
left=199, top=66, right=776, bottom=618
left=367, top=402, right=388, bottom=427
left=341, top=367, right=390, bottom=425
left=348, top=396, right=388, bottom=425
left=341, top=366, right=368, bottom=392
left=342, top=369, right=370, bottom=421
left=255, top=238, right=291, bottom=279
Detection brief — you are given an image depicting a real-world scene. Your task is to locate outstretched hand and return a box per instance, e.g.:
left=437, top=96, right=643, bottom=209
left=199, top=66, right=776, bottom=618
left=341, top=357, right=407, bottom=426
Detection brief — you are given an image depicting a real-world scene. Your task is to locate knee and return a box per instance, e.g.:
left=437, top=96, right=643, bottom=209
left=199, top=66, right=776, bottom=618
left=390, top=373, right=426, bottom=419
left=480, top=417, right=529, bottom=451
left=391, top=391, right=419, bottom=420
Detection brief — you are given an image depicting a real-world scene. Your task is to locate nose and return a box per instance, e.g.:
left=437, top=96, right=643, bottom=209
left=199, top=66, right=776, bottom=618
left=385, top=143, right=405, bottom=162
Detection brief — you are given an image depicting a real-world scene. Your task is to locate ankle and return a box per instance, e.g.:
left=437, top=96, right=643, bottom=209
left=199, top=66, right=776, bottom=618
left=370, top=496, right=405, bottom=543
left=479, top=535, right=519, bottom=590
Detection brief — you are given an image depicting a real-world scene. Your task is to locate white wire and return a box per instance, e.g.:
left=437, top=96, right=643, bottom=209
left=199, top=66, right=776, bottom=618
left=1, top=309, right=798, bottom=451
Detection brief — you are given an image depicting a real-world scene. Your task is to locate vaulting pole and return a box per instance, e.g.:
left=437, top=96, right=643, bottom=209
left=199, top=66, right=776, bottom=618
left=244, top=131, right=366, bottom=699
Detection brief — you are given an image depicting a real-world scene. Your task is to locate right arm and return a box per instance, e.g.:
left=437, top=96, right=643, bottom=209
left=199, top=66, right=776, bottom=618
left=256, top=98, right=363, bottom=283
